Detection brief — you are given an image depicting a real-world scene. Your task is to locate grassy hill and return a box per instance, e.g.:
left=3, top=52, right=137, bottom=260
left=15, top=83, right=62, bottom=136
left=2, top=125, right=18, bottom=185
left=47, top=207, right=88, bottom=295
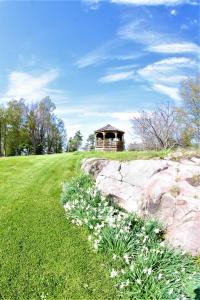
left=0, top=151, right=168, bottom=299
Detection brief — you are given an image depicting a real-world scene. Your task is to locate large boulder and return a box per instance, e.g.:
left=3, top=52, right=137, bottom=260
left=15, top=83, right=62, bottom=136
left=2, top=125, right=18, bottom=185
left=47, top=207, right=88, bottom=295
left=81, top=157, right=200, bottom=255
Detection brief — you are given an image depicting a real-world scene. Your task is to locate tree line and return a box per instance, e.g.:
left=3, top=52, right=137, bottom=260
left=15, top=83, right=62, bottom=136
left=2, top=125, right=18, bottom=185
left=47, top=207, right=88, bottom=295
left=1, top=76, right=199, bottom=156
left=0, top=97, right=66, bottom=156
left=131, top=75, right=200, bottom=150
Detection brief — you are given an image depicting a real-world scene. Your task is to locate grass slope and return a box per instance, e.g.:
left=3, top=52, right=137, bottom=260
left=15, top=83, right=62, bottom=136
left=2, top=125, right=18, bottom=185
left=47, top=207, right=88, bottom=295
left=0, top=151, right=168, bottom=299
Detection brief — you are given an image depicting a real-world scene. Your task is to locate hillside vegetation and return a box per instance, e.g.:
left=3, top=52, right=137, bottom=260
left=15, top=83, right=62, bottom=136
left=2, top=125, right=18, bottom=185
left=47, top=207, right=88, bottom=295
left=0, top=150, right=167, bottom=299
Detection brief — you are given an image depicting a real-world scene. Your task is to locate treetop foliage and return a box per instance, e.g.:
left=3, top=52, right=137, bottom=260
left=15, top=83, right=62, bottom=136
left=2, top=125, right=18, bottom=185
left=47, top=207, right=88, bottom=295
left=0, top=97, right=66, bottom=156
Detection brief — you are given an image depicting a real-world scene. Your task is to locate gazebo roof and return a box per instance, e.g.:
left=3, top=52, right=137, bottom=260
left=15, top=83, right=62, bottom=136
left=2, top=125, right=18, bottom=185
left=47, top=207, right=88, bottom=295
left=95, top=124, right=124, bottom=133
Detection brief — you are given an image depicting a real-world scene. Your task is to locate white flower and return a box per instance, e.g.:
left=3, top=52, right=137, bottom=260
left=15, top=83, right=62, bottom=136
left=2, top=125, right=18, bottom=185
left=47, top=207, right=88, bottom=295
left=94, top=244, right=98, bottom=250
left=130, top=264, right=134, bottom=271
left=160, top=241, right=165, bottom=247
left=119, top=283, right=124, bottom=289
left=147, top=268, right=152, bottom=275
left=143, top=236, right=148, bottom=243
left=64, top=203, right=71, bottom=210
left=158, top=273, right=162, bottom=280
left=154, top=228, right=160, bottom=234
left=95, top=223, right=101, bottom=229
left=113, top=254, right=117, bottom=260
left=125, top=279, right=130, bottom=286
left=121, top=269, right=125, bottom=274
left=168, top=288, right=173, bottom=295
left=143, top=268, right=148, bottom=274
left=124, top=254, right=129, bottom=264
left=136, top=279, right=141, bottom=284
left=110, top=269, right=118, bottom=278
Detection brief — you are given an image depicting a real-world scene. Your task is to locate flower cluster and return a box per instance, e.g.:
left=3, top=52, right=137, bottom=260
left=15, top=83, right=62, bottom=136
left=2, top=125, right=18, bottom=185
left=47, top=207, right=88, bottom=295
left=61, top=174, right=199, bottom=300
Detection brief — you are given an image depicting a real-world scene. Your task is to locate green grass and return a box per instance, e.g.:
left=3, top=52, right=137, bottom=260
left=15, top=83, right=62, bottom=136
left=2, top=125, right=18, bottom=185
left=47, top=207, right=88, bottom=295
left=61, top=174, right=199, bottom=300
left=0, top=150, right=168, bottom=299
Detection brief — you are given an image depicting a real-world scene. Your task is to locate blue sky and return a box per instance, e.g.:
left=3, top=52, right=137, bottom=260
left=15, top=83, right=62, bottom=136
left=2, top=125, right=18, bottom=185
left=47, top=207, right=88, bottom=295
left=0, top=0, right=199, bottom=143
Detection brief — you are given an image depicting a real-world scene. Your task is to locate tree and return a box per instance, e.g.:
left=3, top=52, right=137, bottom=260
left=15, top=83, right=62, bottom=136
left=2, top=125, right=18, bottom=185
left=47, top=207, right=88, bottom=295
left=180, top=75, right=200, bottom=146
left=5, top=99, right=27, bottom=156
left=0, top=97, right=67, bottom=156
left=67, top=130, right=83, bottom=152
left=0, top=106, right=5, bottom=156
left=84, top=133, right=95, bottom=151
left=132, top=103, right=181, bottom=150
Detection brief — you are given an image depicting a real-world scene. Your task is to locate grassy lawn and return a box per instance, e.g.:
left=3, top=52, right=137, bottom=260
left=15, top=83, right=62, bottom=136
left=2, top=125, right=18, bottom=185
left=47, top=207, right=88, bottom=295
left=0, top=151, right=167, bottom=299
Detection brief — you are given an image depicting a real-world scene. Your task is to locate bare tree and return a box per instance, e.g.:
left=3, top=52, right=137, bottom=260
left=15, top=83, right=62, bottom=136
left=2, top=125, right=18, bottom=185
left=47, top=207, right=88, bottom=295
left=132, top=103, right=181, bottom=150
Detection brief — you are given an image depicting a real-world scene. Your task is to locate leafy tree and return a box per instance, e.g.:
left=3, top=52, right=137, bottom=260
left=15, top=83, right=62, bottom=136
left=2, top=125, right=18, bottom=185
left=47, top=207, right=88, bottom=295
left=0, top=106, right=5, bottom=156
left=67, top=130, right=83, bottom=152
left=6, top=99, right=27, bottom=156
left=0, top=97, right=67, bottom=156
left=84, top=133, right=95, bottom=151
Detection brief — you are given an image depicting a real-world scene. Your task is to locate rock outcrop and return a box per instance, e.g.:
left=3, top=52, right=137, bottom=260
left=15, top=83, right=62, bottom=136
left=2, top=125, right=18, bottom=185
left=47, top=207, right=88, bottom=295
left=81, top=157, right=200, bottom=255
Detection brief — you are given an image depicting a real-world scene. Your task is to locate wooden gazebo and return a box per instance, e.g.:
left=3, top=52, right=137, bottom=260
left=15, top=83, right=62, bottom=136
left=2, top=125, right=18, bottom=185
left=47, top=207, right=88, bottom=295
left=95, top=124, right=125, bottom=152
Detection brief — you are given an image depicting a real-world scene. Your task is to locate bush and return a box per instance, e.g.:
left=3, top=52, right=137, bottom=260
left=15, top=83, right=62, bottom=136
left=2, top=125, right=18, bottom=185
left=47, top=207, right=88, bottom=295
left=61, top=174, right=200, bottom=299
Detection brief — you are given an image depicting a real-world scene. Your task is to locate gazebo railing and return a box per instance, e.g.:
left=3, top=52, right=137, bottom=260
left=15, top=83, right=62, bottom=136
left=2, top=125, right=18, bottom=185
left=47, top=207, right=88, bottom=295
left=96, top=140, right=124, bottom=148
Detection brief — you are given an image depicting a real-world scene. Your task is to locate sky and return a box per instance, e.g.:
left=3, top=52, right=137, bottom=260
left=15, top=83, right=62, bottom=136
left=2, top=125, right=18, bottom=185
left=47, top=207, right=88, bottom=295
left=0, top=0, right=199, bottom=144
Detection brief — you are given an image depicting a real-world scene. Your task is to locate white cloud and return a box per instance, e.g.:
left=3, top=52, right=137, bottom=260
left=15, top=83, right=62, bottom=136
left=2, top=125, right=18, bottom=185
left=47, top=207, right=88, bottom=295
left=148, top=42, right=200, bottom=54
left=170, top=9, right=177, bottom=15
left=76, top=52, right=107, bottom=68
left=138, top=57, right=195, bottom=78
left=138, top=57, right=198, bottom=101
left=111, top=0, right=194, bottom=5
left=118, top=20, right=163, bottom=45
left=118, top=20, right=200, bottom=58
left=84, top=0, right=196, bottom=5
left=82, top=0, right=101, bottom=9
left=75, top=40, right=113, bottom=68
left=99, top=70, right=134, bottom=83
left=1, top=69, right=67, bottom=103
left=152, top=84, right=181, bottom=101
left=75, top=40, right=141, bottom=68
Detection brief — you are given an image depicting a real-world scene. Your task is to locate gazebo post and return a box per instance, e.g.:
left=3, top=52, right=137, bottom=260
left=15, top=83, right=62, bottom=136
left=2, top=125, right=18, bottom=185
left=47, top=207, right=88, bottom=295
left=114, top=132, right=117, bottom=150
left=102, top=132, right=106, bottom=150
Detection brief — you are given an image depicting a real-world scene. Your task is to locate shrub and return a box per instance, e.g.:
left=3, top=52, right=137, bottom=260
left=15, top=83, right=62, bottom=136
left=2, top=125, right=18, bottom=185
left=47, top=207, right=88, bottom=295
left=61, top=174, right=200, bottom=299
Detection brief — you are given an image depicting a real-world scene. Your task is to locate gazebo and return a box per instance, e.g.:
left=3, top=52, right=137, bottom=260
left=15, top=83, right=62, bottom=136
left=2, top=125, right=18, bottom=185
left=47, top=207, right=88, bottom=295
left=95, top=124, right=125, bottom=152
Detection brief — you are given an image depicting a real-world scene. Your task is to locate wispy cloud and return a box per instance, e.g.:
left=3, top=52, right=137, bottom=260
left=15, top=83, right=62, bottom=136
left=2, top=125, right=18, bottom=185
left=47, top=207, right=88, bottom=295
left=83, top=0, right=197, bottom=7
left=137, top=57, right=198, bottom=100
left=119, top=20, right=200, bottom=56
left=111, top=0, right=195, bottom=5
left=1, top=69, right=67, bottom=104
left=118, top=19, right=164, bottom=45
left=75, top=40, right=141, bottom=68
left=152, top=84, right=181, bottom=101
left=82, top=0, right=102, bottom=9
left=148, top=42, right=200, bottom=54
left=99, top=70, right=134, bottom=83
